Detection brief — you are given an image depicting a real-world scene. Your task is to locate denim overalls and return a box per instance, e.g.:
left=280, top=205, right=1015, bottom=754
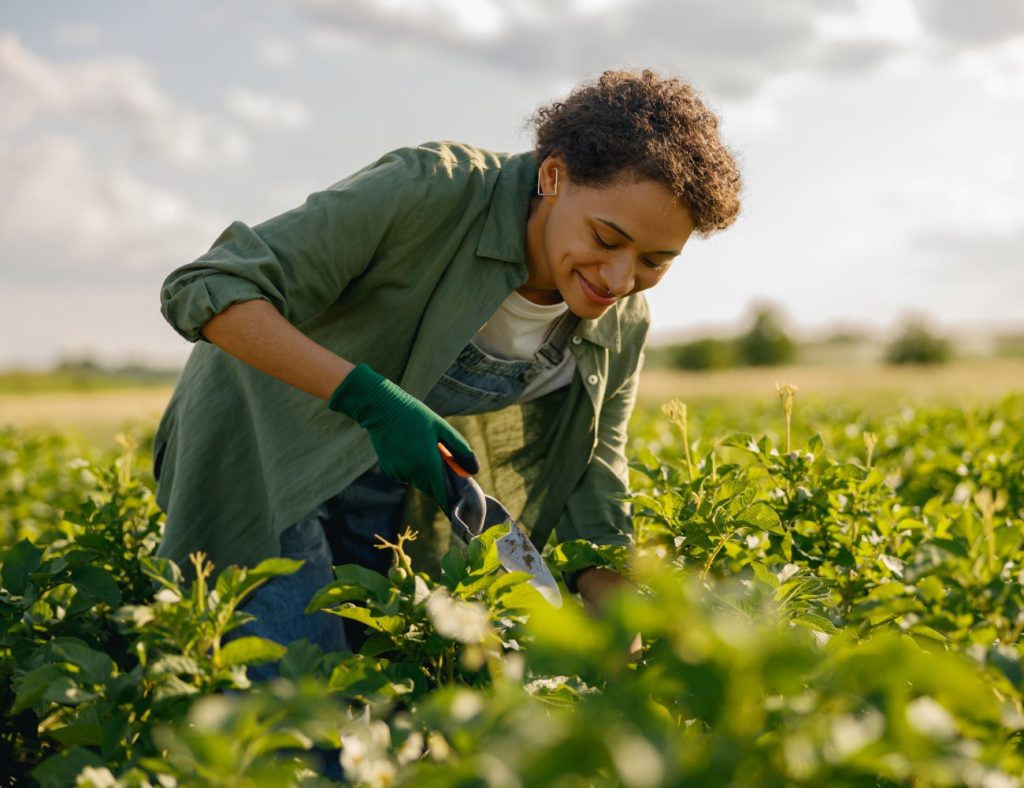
left=235, top=310, right=581, bottom=668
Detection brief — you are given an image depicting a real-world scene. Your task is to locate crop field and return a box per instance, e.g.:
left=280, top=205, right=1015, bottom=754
left=3, top=368, right=1024, bottom=786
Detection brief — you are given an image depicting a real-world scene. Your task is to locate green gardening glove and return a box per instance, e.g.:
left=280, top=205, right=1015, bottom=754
left=327, top=363, right=479, bottom=511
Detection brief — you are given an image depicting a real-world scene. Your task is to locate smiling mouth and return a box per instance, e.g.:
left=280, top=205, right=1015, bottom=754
left=576, top=272, right=617, bottom=305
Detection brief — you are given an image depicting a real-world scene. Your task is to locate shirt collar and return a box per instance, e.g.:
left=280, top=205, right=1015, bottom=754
left=476, top=150, right=536, bottom=264
left=578, top=302, right=622, bottom=352
left=476, top=149, right=622, bottom=352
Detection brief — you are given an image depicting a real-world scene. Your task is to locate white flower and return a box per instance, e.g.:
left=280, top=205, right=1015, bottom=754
left=396, top=731, right=424, bottom=765
left=154, top=588, right=182, bottom=604
left=608, top=732, right=664, bottom=788
left=339, top=718, right=395, bottom=786
left=906, top=696, right=957, bottom=741
left=76, top=766, right=118, bottom=787
left=425, top=588, right=490, bottom=644
left=776, top=564, right=800, bottom=584
left=827, top=710, right=884, bottom=760
left=880, top=554, right=904, bottom=578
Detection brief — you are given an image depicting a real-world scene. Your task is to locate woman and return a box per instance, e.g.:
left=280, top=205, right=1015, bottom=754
left=153, top=69, right=742, bottom=655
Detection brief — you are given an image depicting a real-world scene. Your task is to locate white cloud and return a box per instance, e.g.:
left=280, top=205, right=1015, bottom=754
left=289, top=0, right=1024, bottom=101
left=52, top=22, right=102, bottom=49
left=953, top=34, right=1024, bottom=99
left=289, top=0, right=846, bottom=97
left=0, top=134, right=221, bottom=277
left=255, top=36, right=296, bottom=68
left=816, top=0, right=925, bottom=47
left=0, top=31, right=67, bottom=130
left=912, top=0, right=1024, bottom=47
left=0, top=32, right=249, bottom=165
left=228, top=88, right=310, bottom=130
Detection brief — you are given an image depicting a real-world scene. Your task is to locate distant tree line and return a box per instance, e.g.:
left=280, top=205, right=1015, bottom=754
left=652, top=307, right=952, bottom=370
left=656, top=307, right=796, bottom=370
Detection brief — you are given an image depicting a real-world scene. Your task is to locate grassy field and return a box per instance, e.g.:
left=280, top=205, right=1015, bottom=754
left=638, top=357, right=1024, bottom=408
left=3, top=358, right=1023, bottom=448
left=6, top=360, right=1024, bottom=784
left=0, top=387, right=174, bottom=448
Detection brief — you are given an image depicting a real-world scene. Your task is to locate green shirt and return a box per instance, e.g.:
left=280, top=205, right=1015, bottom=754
left=154, top=141, right=649, bottom=575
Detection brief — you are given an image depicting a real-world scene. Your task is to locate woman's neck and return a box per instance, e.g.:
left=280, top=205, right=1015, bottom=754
left=519, top=194, right=563, bottom=305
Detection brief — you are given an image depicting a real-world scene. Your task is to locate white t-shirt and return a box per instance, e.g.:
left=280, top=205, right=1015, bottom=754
left=471, top=290, right=577, bottom=403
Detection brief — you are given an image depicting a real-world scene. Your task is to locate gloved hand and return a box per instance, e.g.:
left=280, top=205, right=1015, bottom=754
left=328, top=363, right=479, bottom=510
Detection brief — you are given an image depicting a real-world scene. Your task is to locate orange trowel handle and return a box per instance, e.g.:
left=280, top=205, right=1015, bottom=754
left=438, top=442, right=472, bottom=478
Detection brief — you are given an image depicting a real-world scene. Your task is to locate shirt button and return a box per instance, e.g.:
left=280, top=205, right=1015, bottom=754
left=586, top=374, right=599, bottom=385
left=571, top=336, right=582, bottom=345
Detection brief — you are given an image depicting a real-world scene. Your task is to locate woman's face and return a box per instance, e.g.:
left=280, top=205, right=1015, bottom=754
left=523, top=157, right=695, bottom=319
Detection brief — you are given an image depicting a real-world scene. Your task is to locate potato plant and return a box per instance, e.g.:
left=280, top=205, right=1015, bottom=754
left=2, top=393, right=1024, bottom=786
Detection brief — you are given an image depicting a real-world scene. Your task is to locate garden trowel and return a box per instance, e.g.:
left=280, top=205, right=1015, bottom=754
left=438, top=443, right=562, bottom=608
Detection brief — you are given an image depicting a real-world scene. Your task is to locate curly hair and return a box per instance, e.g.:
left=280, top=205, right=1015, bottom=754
left=531, top=69, right=742, bottom=235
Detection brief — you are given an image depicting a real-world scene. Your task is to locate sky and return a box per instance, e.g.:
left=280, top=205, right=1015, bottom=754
left=2, top=0, right=1023, bottom=368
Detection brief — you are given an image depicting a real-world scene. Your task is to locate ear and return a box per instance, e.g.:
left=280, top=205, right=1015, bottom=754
left=538, top=154, right=566, bottom=197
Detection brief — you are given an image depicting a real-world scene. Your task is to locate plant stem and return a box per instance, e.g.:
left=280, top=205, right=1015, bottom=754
left=701, top=527, right=739, bottom=579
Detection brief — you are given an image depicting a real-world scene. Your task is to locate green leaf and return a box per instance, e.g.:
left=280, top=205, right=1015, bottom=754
left=498, top=582, right=547, bottom=611
left=2, top=538, right=43, bottom=595
left=722, top=433, right=758, bottom=453
left=358, top=632, right=395, bottom=657
left=723, top=485, right=757, bottom=517
left=487, top=571, right=534, bottom=602
left=42, top=676, right=97, bottom=706
left=791, top=613, right=839, bottom=635
left=149, top=654, right=202, bottom=677
left=248, top=557, right=305, bottom=581
left=251, top=730, right=316, bottom=759
left=908, top=624, right=948, bottom=643
left=329, top=654, right=407, bottom=700
left=737, top=502, right=785, bottom=535
left=336, top=605, right=406, bottom=635
left=440, top=546, right=468, bottom=584
left=336, top=564, right=391, bottom=602
left=13, top=664, right=66, bottom=713
left=49, top=723, right=104, bottom=747
left=750, top=562, right=780, bottom=589
left=306, top=581, right=370, bottom=612
left=62, top=549, right=98, bottom=565
left=467, top=523, right=507, bottom=573
left=279, top=639, right=324, bottom=679
left=140, top=555, right=183, bottom=587
left=31, top=747, right=104, bottom=788
left=152, top=674, right=200, bottom=701
left=544, top=541, right=628, bottom=574
left=48, top=640, right=115, bottom=685
left=456, top=571, right=500, bottom=598
left=915, top=575, right=946, bottom=604
left=220, top=636, right=286, bottom=667
left=68, top=564, right=121, bottom=608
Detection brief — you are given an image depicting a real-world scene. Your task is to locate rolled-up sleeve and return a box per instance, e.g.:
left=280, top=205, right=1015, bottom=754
left=554, top=350, right=644, bottom=549
left=160, top=148, right=430, bottom=343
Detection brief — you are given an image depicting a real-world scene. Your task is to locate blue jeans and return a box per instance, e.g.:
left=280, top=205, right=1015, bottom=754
left=233, top=463, right=405, bottom=679
left=232, top=311, right=580, bottom=672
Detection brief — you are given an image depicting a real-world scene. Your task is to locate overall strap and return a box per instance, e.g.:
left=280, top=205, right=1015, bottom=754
left=535, top=311, right=581, bottom=367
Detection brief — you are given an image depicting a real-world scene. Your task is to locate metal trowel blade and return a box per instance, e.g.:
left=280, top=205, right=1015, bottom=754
left=495, top=521, right=563, bottom=608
